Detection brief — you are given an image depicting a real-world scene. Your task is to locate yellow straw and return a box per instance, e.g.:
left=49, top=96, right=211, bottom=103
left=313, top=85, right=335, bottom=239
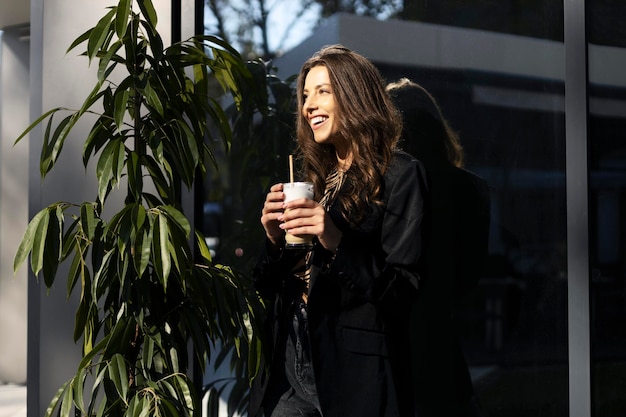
left=289, top=154, right=294, bottom=183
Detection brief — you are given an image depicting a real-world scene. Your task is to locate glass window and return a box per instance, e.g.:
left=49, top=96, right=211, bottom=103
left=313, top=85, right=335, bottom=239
left=588, top=1, right=626, bottom=415
left=201, top=2, right=570, bottom=416
left=383, top=3, right=568, bottom=415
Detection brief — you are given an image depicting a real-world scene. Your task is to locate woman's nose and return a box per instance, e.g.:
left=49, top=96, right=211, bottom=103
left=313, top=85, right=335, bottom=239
left=304, top=96, right=317, bottom=112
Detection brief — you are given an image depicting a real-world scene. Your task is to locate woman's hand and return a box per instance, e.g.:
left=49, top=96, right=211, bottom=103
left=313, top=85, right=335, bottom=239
left=261, top=183, right=287, bottom=248
left=280, top=197, right=342, bottom=252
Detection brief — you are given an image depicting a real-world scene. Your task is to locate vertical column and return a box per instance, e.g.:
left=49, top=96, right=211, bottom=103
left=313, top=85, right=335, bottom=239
left=0, top=24, right=30, bottom=385
left=564, top=0, right=591, bottom=416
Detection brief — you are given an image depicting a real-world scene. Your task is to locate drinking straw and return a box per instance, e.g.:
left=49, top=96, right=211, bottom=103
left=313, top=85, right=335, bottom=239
left=289, top=154, right=294, bottom=183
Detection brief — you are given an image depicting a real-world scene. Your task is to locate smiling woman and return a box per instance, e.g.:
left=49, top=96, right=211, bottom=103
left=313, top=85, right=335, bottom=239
left=250, top=44, right=427, bottom=417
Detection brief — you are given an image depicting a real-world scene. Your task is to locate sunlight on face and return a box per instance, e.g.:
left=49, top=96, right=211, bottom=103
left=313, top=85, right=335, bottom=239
left=302, top=65, right=340, bottom=146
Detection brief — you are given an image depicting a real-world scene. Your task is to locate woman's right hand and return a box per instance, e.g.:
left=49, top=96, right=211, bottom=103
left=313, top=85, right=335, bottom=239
left=261, top=183, right=286, bottom=248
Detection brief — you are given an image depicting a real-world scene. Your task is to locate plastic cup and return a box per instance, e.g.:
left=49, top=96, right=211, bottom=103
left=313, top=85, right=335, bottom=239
left=283, top=182, right=314, bottom=249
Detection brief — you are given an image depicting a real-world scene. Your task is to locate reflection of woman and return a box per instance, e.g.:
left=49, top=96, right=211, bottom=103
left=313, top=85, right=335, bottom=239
left=388, top=78, right=490, bottom=417
left=249, top=46, right=427, bottom=417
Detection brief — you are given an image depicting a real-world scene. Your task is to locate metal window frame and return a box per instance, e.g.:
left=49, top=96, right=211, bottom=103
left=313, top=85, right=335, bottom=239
left=564, top=0, right=591, bottom=416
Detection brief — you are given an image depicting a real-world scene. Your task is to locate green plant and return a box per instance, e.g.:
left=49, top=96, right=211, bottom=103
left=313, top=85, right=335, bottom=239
left=13, top=0, right=265, bottom=416
left=200, top=59, right=297, bottom=416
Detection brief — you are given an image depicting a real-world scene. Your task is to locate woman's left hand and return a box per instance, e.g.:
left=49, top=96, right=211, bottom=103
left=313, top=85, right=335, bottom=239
left=279, top=198, right=342, bottom=252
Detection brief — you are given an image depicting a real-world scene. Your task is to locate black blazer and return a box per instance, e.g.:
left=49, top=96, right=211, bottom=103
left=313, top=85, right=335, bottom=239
left=250, top=151, right=428, bottom=417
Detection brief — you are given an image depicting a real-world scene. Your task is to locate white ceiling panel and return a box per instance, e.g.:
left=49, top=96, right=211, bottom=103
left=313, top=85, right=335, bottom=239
left=0, top=0, right=30, bottom=29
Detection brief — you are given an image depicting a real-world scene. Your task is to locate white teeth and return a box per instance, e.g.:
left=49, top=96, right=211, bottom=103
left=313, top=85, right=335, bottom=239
left=311, top=116, right=326, bottom=125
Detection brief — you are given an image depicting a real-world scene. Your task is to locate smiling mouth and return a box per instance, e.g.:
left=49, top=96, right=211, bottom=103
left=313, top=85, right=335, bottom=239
left=311, top=116, right=328, bottom=127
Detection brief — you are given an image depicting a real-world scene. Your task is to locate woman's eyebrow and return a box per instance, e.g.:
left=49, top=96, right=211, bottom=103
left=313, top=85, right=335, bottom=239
left=304, top=83, right=332, bottom=92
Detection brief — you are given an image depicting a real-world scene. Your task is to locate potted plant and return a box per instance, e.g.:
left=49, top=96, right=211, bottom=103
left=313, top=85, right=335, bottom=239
left=13, top=0, right=267, bottom=415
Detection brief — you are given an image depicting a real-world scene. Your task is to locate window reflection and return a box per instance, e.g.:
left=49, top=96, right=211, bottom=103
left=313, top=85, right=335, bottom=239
left=378, top=60, right=568, bottom=415
left=202, top=1, right=573, bottom=416
left=588, top=2, right=626, bottom=415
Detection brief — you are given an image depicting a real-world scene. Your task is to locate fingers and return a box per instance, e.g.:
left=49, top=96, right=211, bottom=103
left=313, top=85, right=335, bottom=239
left=261, top=184, right=284, bottom=215
left=261, top=184, right=286, bottom=243
left=280, top=205, right=325, bottom=234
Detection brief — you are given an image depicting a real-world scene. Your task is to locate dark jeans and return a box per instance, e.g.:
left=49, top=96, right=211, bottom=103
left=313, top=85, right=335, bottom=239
left=263, top=301, right=322, bottom=417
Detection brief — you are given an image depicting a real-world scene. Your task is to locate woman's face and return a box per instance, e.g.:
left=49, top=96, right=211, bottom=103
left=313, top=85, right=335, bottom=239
left=302, top=65, right=341, bottom=147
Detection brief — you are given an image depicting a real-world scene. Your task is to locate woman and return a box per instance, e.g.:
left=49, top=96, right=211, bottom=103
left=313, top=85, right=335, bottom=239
left=249, top=45, right=427, bottom=417
left=388, top=78, right=490, bottom=417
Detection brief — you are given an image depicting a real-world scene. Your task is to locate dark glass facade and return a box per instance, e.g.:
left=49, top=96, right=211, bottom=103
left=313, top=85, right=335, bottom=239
left=378, top=39, right=569, bottom=417
left=588, top=2, right=626, bottom=416
left=196, top=1, right=626, bottom=415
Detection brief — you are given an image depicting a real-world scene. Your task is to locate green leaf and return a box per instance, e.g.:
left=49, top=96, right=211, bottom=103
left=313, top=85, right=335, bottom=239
left=91, top=358, right=110, bottom=392
left=80, top=202, right=97, bottom=240
left=169, top=346, right=179, bottom=373
left=140, top=19, right=163, bottom=61
left=195, top=230, right=212, bottom=262
left=61, top=217, right=80, bottom=261
left=127, top=152, right=143, bottom=201
left=42, top=205, right=63, bottom=288
left=109, top=353, right=129, bottom=402
left=67, top=248, right=85, bottom=299
left=95, top=397, right=107, bottom=417
left=144, top=80, right=164, bottom=116
left=208, top=97, right=233, bottom=152
left=113, top=88, right=130, bottom=132
left=143, top=332, right=155, bottom=370
left=138, top=0, right=158, bottom=28
left=132, top=205, right=151, bottom=276
left=78, top=333, right=111, bottom=374
left=137, top=397, right=152, bottom=417
left=41, top=114, right=73, bottom=177
left=97, top=40, right=123, bottom=82
left=30, top=208, right=51, bottom=277
left=13, top=107, right=64, bottom=145
left=73, top=291, right=89, bottom=343
left=13, top=208, right=49, bottom=274
left=44, top=380, right=70, bottom=417
left=115, top=0, right=131, bottom=39
left=113, top=139, right=126, bottom=185
left=72, top=367, right=87, bottom=412
left=137, top=224, right=152, bottom=277
left=41, top=84, right=106, bottom=177
left=92, top=250, right=114, bottom=306
left=132, top=202, right=147, bottom=230
left=96, top=139, right=123, bottom=202
left=152, top=214, right=171, bottom=288
left=83, top=111, right=114, bottom=165
left=60, top=380, right=74, bottom=417
left=83, top=305, right=97, bottom=355
left=173, top=374, right=194, bottom=413
left=87, top=9, right=116, bottom=63
left=153, top=352, right=164, bottom=374
left=161, top=205, right=190, bottom=237
left=67, top=28, right=92, bottom=53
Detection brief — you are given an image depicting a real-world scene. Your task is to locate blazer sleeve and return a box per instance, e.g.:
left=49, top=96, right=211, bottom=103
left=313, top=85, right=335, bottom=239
left=252, top=240, right=307, bottom=300
left=323, top=157, right=426, bottom=304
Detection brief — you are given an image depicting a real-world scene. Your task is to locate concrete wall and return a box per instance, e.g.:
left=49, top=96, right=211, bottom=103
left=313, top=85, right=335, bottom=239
left=0, top=24, right=30, bottom=385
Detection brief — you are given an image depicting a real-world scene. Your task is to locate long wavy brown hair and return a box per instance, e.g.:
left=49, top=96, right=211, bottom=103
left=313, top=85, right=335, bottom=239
left=295, top=45, right=402, bottom=226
